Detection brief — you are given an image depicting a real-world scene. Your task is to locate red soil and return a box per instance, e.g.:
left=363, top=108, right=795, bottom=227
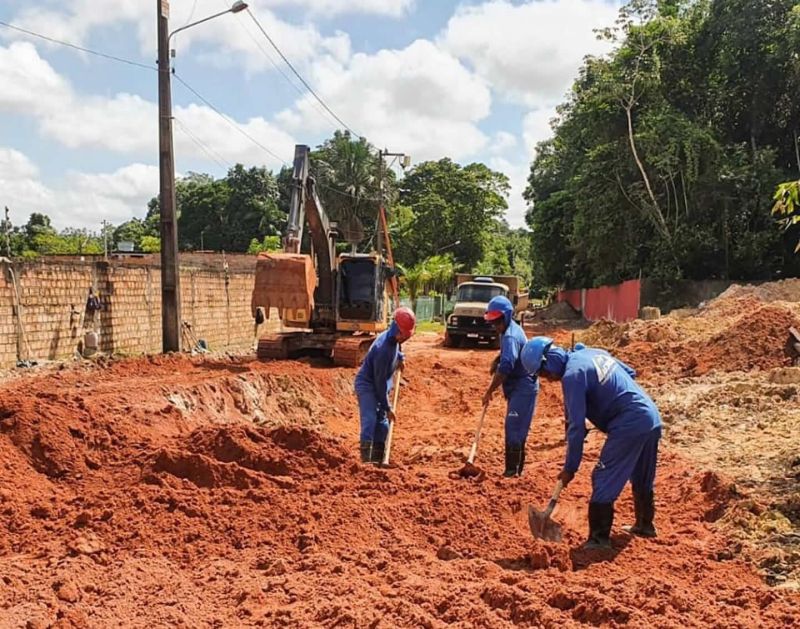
left=0, top=338, right=797, bottom=627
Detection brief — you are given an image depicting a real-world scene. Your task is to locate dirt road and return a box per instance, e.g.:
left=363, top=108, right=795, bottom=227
left=0, top=334, right=798, bottom=627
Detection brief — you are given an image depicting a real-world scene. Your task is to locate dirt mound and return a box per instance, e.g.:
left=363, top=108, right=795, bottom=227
left=528, top=301, right=582, bottom=321
left=686, top=305, right=800, bottom=376
left=716, top=279, right=800, bottom=303
left=1, top=342, right=799, bottom=626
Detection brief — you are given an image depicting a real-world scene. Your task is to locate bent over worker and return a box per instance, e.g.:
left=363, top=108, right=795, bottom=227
left=521, top=337, right=661, bottom=549
left=354, top=307, right=416, bottom=464
left=482, top=296, right=539, bottom=477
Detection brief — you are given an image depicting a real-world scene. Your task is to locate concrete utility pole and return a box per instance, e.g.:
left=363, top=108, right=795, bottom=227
left=101, top=219, right=110, bottom=260
left=157, top=0, right=180, bottom=352
left=3, top=207, right=11, bottom=258
left=156, top=0, right=248, bottom=352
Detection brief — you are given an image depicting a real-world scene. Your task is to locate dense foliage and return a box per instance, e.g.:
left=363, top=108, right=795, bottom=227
left=525, top=0, right=800, bottom=289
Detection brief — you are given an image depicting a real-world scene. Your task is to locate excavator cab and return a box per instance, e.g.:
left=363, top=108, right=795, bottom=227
left=336, top=254, right=390, bottom=333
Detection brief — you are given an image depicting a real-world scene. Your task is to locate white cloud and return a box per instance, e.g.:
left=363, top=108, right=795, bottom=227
left=523, top=107, right=558, bottom=157
left=488, top=131, right=518, bottom=155
left=440, top=0, right=617, bottom=107
left=488, top=155, right=530, bottom=228
left=277, top=39, right=492, bottom=161
left=0, top=42, right=71, bottom=115
left=262, top=0, right=415, bottom=18
left=0, top=42, right=295, bottom=168
left=0, top=147, right=158, bottom=229
left=5, top=0, right=354, bottom=74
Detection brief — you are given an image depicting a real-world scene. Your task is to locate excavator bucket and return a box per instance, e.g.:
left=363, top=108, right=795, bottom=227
left=251, top=252, right=316, bottom=328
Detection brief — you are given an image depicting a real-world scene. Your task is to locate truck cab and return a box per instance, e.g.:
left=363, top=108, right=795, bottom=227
left=444, top=276, right=521, bottom=348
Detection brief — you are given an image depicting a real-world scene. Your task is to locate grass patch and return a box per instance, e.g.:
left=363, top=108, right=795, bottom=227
left=416, top=321, right=444, bottom=334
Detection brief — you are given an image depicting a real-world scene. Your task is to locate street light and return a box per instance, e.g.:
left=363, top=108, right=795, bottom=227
left=156, top=0, right=247, bottom=352
left=436, top=240, right=461, bottom=254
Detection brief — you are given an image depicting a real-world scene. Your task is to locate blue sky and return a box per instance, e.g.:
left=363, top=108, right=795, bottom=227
left=0, top=0, right=623, bottom=231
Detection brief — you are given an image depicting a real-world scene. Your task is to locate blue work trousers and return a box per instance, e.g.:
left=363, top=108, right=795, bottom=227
left=591, top=423, right=661, bottom=504
left=504, top=383, right=538, bottom=445
left=356, top=389, right=390, bottom=445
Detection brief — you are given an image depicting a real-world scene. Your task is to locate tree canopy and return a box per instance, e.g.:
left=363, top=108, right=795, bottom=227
left=525, top=0, right=800, bottom=289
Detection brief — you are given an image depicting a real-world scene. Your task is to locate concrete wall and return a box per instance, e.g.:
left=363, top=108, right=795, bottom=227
left=640, top=279, right=736, bottom=313
left=0, top=255, right=277, bottom=368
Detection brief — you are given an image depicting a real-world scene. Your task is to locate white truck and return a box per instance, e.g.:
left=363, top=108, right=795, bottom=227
left=444, top=274, right=529, bottom=348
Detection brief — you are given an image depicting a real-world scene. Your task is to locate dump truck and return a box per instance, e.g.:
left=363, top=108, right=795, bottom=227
left=444, top=274, right=528, bottom=348
left=251, top=144, right=398, bottom=367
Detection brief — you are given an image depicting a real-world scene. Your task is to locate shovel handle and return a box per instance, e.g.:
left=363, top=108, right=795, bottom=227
left=466, top=405, right=488, bottom=465
left=544, top=480, right=564, bottom=518
left=382, top=375, right=402, bottom=467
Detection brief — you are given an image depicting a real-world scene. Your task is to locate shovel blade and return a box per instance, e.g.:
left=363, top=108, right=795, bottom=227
left=457, top=462, right=485, bottom=480
left=527, top=505, right=562, bottom=542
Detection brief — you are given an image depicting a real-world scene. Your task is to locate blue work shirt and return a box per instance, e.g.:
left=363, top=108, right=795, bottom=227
left=354, top=321, right=403, bottom=412
left=498, top=319, right=537, bottom=398
left=562, top=348, right=661, bottom=473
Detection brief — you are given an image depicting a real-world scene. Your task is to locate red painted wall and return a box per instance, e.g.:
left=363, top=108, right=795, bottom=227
left=557, top=279, right=641, bottom=323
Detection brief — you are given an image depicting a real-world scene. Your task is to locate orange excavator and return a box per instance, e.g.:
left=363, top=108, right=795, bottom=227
left=251, top=144, right=399, bottom=367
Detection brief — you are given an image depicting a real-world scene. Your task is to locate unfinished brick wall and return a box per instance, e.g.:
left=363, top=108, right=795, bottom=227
left=0, top=255, right=277, bottom=368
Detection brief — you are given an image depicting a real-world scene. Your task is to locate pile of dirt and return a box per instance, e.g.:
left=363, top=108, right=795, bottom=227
left=527, top=301, right=583, bottom=322
left=716, top=279, right=800, bottom=303
left=1, top=339, right=799, bottom=626
left=578, top=281, right=800, bottom=379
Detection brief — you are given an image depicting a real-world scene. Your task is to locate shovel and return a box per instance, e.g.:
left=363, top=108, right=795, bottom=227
left=456, top=404, right=488, bottom=478
left=381, top=374, right=402, bottom=467
left=528, top=480, right=564, bottom=542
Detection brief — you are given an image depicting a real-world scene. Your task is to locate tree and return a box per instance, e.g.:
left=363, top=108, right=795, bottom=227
left=140, top=236, right=161, bottom=253
left=394, top=159, right=509, bottom=270
left=310, top=131, right=392, bottom=246
left=148, top=166, right=286, bottom=253
left=525, top=0, right=800, bottom=288
left=247, top=235, right=282, bottom=254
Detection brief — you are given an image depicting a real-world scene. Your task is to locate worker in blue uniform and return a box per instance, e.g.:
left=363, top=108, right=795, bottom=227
left=521, top=337, right=662, bottom=549
left=354, top=307, right=416, bottom=464
left=482, top=296, right=539, bottom=477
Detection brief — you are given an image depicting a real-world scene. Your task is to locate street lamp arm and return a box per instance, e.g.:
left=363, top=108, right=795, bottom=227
left=169, top=9, right=232, bottom=43
left=168, top=2, right=248, bottom=43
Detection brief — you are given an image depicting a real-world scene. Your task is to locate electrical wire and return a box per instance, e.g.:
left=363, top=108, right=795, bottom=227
left=0, top=20, right=155, bottom=71
left=173, top=117, right=231, bottom=170
left=172, top=72, right=288, bottom=166
left=245, top=8, right=362, bottom=139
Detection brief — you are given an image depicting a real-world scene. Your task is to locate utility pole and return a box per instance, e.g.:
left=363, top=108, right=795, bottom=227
left=375, top=149, right=410, bottom=309
left=101, top=220, right=110, bottom=260
left=157, top=0, right=181, bottom=352
left=3, top=207, right=11, bottom=258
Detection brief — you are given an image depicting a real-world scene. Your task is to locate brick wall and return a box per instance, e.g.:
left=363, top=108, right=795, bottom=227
left=0, top=255, right=278, bottom=368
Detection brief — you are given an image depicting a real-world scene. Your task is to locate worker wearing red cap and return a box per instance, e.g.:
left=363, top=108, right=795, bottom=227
left=482, top=295, right=538, bottom=477
left=354, top=307, right=416, bottom=464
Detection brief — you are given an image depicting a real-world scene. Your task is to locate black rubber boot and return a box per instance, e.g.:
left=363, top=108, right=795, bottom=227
left=503, top=443, right=524, bottom=477
left=371, top=442, right=386, bottom=465
left=624, top=491, right=657, bottom=538
left=519, top=442, right=527, bottom=475
left=583, top=502, right=614, bottom=550
left=360, top=441, right=373, bottom=463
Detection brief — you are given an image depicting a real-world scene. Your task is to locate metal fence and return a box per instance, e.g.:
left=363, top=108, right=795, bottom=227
left=399, top=296, right=457, bottom=322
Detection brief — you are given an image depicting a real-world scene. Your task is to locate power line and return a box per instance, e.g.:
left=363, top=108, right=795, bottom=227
left=0, top=20, right=155, bottom=71
left=217, top=0, right=341, bottom=132
left=173, top=117, right=231, bottom=170
left=172, top=72, right=288, bottom=166
left=245, top=8, right=362, bottom=139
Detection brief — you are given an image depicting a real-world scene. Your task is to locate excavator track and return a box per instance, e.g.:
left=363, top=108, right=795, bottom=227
left=256, top=334, right=292, bottom=360
left=332, top=336, right=374, bottom=368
